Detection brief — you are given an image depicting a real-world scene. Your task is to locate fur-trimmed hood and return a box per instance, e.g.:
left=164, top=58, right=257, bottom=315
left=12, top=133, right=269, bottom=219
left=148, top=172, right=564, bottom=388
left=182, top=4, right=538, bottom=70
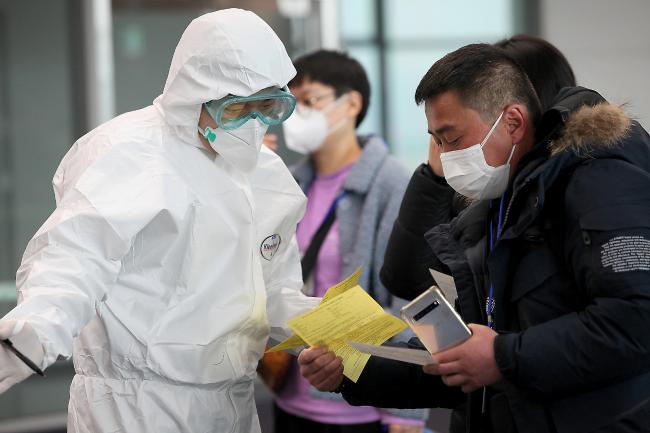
left=537, top=86, right=650, bottom=172
left=550, top=102, right=631, bottom=156
left=504, top=86, right=650, bottom=232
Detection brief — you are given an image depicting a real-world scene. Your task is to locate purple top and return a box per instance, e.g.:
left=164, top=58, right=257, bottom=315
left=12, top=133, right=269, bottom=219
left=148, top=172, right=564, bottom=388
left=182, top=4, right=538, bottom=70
left=274, top=164, right=422, bottom=426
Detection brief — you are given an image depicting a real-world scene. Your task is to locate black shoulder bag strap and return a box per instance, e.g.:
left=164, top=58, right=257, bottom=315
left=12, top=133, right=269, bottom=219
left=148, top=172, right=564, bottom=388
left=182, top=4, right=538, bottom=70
left=301, top=191, right=348, bottom=281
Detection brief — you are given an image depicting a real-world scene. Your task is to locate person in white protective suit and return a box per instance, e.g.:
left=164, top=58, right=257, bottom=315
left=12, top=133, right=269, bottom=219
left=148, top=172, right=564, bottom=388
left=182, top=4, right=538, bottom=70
left=0, top=9, right=320, bottom=433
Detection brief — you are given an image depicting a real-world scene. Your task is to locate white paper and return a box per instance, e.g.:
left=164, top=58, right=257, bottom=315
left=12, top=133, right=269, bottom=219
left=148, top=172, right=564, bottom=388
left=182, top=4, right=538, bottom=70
left=348, top=342, right=436, bottom=366
left=429, top=269, right=458, bottom=303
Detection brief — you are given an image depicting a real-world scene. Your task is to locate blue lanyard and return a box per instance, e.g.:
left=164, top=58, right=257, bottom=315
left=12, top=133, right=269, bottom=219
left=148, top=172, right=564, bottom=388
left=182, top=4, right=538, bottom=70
left=487, top=194, right=506, bottom=329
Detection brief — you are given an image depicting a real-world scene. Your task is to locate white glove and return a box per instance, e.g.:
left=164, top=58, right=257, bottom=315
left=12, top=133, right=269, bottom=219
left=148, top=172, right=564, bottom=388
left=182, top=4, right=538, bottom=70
left=0, top=320, right=45, bottom=394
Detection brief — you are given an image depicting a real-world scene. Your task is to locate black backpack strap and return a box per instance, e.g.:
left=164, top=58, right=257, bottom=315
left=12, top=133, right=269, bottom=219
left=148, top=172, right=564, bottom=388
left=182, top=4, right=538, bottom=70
left=301, top=191, right=348, bottom=281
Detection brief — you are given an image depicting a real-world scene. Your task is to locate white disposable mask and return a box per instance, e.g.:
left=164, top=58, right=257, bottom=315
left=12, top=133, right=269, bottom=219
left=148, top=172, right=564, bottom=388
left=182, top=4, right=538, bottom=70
left=440, top=111, right=516, bottom=200
left=199, top=118, right=268, bottom=173
left=282, top=96, right=348, bottom=154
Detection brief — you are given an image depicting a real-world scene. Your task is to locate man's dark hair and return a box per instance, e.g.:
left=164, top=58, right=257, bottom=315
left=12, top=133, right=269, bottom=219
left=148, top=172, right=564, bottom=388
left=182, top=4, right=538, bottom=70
left=495, top=35, right=576, bottom=111
left=289, top=50, right=370, bottom=127
left=415, top=44, right=542, bottom=124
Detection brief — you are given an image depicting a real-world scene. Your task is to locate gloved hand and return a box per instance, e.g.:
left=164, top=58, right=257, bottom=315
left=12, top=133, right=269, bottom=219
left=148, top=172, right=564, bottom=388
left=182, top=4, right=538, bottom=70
left=0, top=320, right=45, bottom=394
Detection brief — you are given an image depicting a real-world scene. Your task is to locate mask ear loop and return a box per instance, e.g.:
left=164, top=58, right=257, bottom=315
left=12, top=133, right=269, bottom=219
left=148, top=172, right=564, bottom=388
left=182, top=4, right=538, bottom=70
left=323, top=93, right=352, bottom=132
left=323, top=92, right=349, bottom=111
left=506, top=142, right=517, bottom=164
left=479, top=111, right=505, bottom=148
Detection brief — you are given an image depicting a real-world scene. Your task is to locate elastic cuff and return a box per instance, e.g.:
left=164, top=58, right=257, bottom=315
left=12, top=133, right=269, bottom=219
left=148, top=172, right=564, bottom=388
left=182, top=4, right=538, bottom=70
left=494, top=333, right=519, bottom=384
left=333, top=377, right=352, bottom=394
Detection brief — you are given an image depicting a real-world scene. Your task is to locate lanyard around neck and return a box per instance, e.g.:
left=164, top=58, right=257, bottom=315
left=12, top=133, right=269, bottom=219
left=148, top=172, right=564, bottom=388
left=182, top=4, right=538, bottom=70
left=486, top=194, right=506, bottom=329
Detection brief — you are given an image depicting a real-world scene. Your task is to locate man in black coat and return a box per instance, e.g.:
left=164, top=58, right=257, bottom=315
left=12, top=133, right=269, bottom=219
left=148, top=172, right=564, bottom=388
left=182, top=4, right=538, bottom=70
left=296, top=44, right=650, bottom=433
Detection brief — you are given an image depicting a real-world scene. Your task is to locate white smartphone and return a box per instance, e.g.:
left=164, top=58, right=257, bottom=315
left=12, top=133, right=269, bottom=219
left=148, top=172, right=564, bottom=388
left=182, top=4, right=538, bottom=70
left=400, top=286, right=471, bottom=354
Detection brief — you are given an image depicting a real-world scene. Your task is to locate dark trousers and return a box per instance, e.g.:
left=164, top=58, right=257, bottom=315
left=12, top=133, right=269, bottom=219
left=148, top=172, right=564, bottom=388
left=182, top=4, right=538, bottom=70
left=273, top=404, right=383, bottom=433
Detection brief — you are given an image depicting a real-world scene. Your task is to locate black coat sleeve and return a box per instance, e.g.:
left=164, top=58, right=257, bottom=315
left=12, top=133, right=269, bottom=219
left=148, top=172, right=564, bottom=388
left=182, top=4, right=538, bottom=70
left=494, top=158, right=650, bottom=396
left=341, top=339, right=465, bottom=409
left=380, top=164, right=460, bottom=300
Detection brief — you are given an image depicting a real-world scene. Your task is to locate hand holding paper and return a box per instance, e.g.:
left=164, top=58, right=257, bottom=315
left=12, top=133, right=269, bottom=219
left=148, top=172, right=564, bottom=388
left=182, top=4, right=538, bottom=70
left=267, top=267, right=363, bottom=353
left=288, top=285, right=407, bottom=382
left=268, top=268, right=410, bottom=382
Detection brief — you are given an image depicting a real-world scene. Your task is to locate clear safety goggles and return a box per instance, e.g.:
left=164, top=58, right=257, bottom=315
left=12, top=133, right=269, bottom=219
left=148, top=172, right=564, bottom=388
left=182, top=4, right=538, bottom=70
left=204, top=87, right=297, bottom=130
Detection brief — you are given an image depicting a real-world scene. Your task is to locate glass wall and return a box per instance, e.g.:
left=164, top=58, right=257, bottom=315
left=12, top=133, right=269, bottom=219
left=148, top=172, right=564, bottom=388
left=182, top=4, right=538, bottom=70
left=340, top=0, right=523, bottom=169
left=0, top=0, right=78, bottom=426
left=0, top=0, right=77, bottom=285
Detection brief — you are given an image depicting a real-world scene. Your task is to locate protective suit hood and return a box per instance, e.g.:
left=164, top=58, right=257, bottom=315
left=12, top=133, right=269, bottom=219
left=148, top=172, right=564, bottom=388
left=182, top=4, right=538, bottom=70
left=153, top=9, right=296, bottom=136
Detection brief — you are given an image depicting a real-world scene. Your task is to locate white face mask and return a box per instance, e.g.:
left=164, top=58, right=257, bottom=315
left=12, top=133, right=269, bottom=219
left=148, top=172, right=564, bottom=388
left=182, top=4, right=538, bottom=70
left=440, top=111, right=516, bottom=200
left=282, top=96, right=348, bottom=154
left=199, top=118, right=268, bottom=173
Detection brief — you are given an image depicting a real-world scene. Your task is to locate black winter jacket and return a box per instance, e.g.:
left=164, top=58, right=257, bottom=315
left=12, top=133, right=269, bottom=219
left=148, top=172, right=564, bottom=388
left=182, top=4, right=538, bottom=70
left=343, top=87, right=650, bottom=433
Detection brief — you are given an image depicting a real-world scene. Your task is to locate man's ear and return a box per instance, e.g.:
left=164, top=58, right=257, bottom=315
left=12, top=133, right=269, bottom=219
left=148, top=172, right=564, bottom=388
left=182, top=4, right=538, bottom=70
left=504, top=104, right=527, bottom=145
left=346, top=90, right=363, bottom=120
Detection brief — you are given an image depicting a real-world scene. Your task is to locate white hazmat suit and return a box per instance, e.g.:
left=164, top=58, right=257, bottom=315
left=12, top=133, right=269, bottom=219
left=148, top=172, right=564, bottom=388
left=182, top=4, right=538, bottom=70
left=1, top=9, right=318, bottom=433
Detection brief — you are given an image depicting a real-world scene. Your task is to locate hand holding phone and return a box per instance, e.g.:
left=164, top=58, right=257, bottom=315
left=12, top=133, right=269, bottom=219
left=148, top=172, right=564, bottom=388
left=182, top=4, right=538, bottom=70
left=400, top=287, right=471, bottom=354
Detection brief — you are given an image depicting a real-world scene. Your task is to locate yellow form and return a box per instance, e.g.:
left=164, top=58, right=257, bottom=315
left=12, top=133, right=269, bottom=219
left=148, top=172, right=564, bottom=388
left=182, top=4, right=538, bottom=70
left=267, top=267, right=363, bottom=353
left=320, top=267, right=363, bottom=303
left=287, top=286, right=407, bottom=382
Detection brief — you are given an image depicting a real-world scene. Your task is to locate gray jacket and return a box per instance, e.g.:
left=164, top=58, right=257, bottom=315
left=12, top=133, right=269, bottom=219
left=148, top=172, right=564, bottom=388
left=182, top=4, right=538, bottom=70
left=291, top=135, right=428, bottom=423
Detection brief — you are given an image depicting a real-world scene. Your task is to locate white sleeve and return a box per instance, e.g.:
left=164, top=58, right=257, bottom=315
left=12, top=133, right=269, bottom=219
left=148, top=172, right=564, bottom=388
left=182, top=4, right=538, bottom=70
left=3, top=192, right=130, bottom=368
left=263, top=233, right=319, bottom=342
